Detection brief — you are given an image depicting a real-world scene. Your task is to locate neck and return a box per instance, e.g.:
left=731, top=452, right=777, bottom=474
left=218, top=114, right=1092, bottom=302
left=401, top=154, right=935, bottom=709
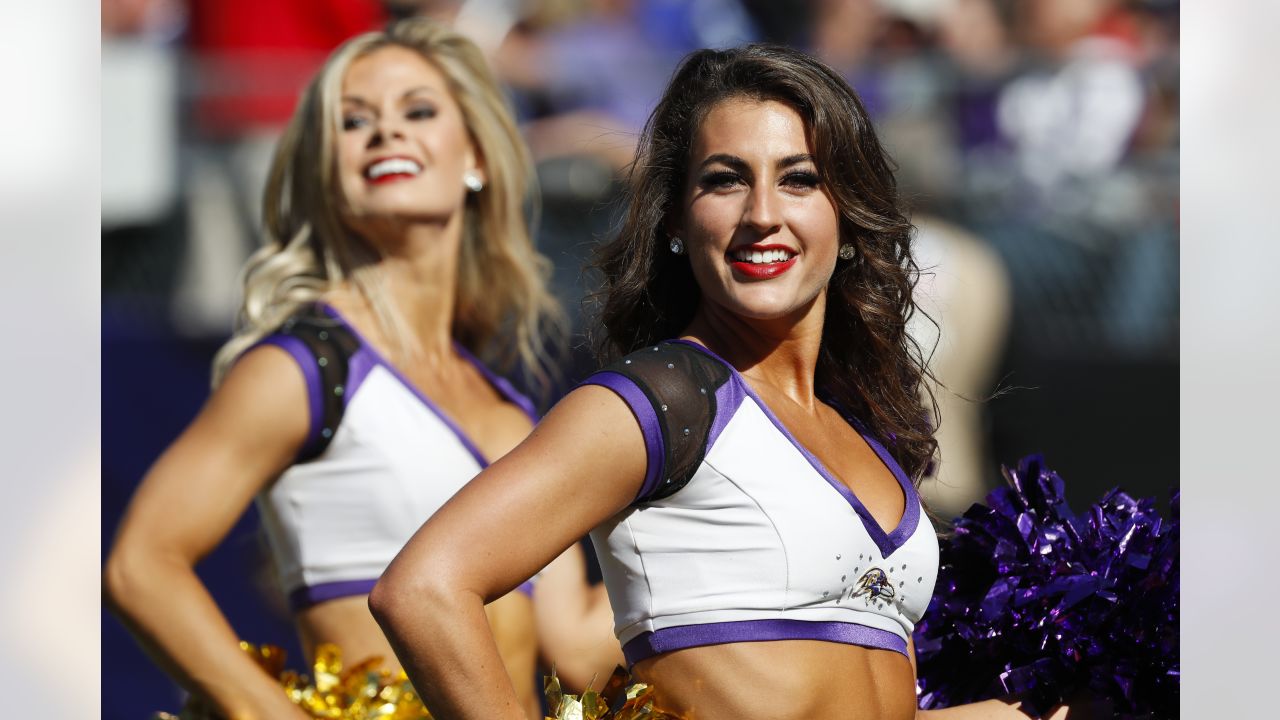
left=347, top=211, right=466, bottom=363
left=683, top=293, right=827, bottom=407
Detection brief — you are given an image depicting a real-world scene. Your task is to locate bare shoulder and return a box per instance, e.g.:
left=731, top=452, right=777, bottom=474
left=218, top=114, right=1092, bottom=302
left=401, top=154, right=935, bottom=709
left=483, top=382, right=650, bottom=518
left=529, top=382, right=647, bottom=445
left=195, top=343, right=311, bottom=454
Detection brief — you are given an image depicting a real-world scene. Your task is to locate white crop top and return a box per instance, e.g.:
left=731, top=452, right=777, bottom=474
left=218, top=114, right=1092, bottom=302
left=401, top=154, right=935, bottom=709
left=583, top=340, right=939, bottom=664
left=253, top=304, right=537, bottom=610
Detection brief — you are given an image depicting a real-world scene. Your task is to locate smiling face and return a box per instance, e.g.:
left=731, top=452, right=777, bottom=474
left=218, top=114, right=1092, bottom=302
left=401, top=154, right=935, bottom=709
left=676, top=97, right=842, bottom=324
left=335, top=45, right=481, bottom=232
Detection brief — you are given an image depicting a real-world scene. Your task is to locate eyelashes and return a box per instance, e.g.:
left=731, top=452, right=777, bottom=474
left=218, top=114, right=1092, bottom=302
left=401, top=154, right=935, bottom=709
left=698, top=170, right=822, bottom=190
left=405, top=105, right=438, bottom=120
left=782, top=171, right=820, bottom=188
left=700, top=171, right=741, bottom=189
left=341, top=105, right=438, bottom=131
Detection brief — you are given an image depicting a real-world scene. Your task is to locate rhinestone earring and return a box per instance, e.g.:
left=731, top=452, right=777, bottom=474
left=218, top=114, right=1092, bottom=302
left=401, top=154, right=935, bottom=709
left=670, top=237, right=685, bottom=255
left=463, top=170, right=484, bottom=192
left=838, top=243, right=856, bottom=261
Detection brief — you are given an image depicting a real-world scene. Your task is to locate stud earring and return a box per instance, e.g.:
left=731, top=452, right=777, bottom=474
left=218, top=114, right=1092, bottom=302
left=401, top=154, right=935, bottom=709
left=838, top=243, right=856, bottom=261
left=463, top=170, right=484, bottom=192
left=669, top=237, right=685, bottom=255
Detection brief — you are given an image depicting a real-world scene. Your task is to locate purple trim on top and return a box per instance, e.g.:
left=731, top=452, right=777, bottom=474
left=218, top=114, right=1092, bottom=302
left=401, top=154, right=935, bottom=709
left=622, top=619, right=907, bottom=665
left=452, top=342, right=540, bottom=423
left=707, top=370, right=747, bottom=451
left=669, top=340, right=920, bottom=558
left=343, top=345, right=380, bottom=409
left=517, top=580, right=535, bottom=597
left=257, top=334, right=325, bottom=457
left=318, top=304, right=491, bottom=468
left=857, top=431, right=922, bottom=554
left=288, top=578, right=379, bottom=611
left=582, top=371, right=665, bottom=502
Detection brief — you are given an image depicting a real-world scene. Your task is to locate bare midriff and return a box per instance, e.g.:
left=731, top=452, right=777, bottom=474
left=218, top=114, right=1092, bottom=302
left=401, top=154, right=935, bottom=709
left=295, top=595, right=402, bottom=671
left=633, top=639, right=917, bottom=720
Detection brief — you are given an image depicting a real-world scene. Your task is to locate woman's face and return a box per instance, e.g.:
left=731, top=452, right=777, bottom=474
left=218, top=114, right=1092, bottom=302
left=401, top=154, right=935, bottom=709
left=677, top=98, right=841, bottom=323
left=335, top=45, right=480, bottom=229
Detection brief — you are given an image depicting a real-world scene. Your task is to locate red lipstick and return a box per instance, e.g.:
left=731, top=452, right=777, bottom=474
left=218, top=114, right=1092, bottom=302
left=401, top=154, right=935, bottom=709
left=727, top=243, right=798, bottom=279
left=363, top=156, right=422, bottom=185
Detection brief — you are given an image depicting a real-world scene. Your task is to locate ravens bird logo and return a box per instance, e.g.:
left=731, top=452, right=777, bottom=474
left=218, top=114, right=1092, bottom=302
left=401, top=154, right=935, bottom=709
left=851, top=567, right=895, bottom=604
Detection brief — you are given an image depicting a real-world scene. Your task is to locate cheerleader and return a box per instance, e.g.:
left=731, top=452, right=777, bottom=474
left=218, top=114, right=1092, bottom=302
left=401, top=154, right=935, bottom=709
left=371, top=44, right=1091, bottom=720
left=104, top=19, right=615, bottom=719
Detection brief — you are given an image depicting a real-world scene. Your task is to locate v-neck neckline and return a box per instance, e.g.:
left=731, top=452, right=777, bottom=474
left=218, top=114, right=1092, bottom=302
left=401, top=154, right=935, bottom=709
left=319, top=303, right=535, bottom=468
left=669, top=339, right=921, bottom=557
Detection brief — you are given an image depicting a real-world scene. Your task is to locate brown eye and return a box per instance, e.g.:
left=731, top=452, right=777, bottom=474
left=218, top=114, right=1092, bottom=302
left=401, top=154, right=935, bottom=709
left=701, top=171, right=741, bottom=189
left=782, top=171, right=820, bottom=189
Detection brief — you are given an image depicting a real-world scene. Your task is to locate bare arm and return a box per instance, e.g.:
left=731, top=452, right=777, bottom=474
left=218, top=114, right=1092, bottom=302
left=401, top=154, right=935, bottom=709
left=370, top=385, right=647, bottom=720
left=103, top=347, right=313, bottom=720
left=533, top=544, right=625, bottom=692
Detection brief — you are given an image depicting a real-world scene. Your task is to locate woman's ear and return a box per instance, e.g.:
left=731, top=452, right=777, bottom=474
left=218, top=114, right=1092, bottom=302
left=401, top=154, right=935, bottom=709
left=465, top=148, right=487, bottom=188
left=663, top=213, right=683, bottom=243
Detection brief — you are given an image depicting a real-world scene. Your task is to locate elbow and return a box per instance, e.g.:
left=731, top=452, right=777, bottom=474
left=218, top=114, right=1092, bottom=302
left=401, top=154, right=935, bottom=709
left=103, top=532, right=187, bottom=618
left=102, top=542, right=151, bottom=616
left=370, top=557, right=468, bottom=635
left=366, top=574, right=402, bottom=628
left=369, top=564, right=444, bottom=630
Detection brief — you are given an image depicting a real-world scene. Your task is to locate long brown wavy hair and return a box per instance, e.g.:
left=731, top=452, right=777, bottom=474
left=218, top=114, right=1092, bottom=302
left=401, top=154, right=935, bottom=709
left=593, top=44, right=938, bottom=481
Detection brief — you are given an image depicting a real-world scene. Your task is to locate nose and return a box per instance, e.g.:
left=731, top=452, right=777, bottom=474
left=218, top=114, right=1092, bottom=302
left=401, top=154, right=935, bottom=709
left=366, top=114, right=407, bottom=147
left=742, top=183, right=781, bottom=236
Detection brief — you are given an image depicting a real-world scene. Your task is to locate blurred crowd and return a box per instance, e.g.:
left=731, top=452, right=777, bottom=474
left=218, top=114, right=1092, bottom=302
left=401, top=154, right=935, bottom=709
left=103, top=0, right=1177, bottom=347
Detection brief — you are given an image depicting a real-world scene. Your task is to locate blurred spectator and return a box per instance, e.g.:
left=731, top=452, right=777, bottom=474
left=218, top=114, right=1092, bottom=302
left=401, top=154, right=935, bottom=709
left=496, top=0, right=759, bottom=174
left=997, top=0, right=1145, bottom=194
left=102, top=1, right=184, bottom=231
left=909, top=216, right=1011, bottom=516
left=103, top=0, right=186, bottom=39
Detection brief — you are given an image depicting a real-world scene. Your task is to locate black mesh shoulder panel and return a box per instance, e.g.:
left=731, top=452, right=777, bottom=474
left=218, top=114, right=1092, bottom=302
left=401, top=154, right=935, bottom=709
left=598, top=342, right=732, bottom=502
left=275, top=306, right=360, bottom=461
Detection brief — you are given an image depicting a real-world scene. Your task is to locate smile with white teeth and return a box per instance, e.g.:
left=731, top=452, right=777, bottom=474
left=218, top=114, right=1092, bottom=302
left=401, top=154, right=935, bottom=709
left=730, top=247, right=795, bottom=264
left=365, top=157, right=423, bottom=179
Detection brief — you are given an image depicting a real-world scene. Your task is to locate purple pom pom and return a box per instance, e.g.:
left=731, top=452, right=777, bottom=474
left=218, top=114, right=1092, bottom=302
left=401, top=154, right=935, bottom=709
left=913, top=456, right=1178, bottom=719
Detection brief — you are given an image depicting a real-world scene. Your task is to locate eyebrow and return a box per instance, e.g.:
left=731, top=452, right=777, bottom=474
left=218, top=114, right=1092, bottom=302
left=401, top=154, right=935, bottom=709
left=340, top=86, right=443, bottom=107
left=698, top=153, right=816, bottom=172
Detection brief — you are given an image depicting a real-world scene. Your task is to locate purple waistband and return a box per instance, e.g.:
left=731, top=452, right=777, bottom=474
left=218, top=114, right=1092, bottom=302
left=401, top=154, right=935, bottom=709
left=621, top=619, right=908, bottom=665
left=288, top=578, right=379, bottom=611
left=290, top=577, right=536, bottom=611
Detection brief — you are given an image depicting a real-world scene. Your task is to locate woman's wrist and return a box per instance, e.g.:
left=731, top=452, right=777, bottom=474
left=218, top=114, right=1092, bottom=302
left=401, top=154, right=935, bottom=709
left=209, top=678, right=304, bottom=720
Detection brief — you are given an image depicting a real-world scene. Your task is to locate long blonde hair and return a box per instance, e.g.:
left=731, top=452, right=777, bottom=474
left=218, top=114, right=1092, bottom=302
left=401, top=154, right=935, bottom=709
left=211, top=18, right=563, bottom=393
